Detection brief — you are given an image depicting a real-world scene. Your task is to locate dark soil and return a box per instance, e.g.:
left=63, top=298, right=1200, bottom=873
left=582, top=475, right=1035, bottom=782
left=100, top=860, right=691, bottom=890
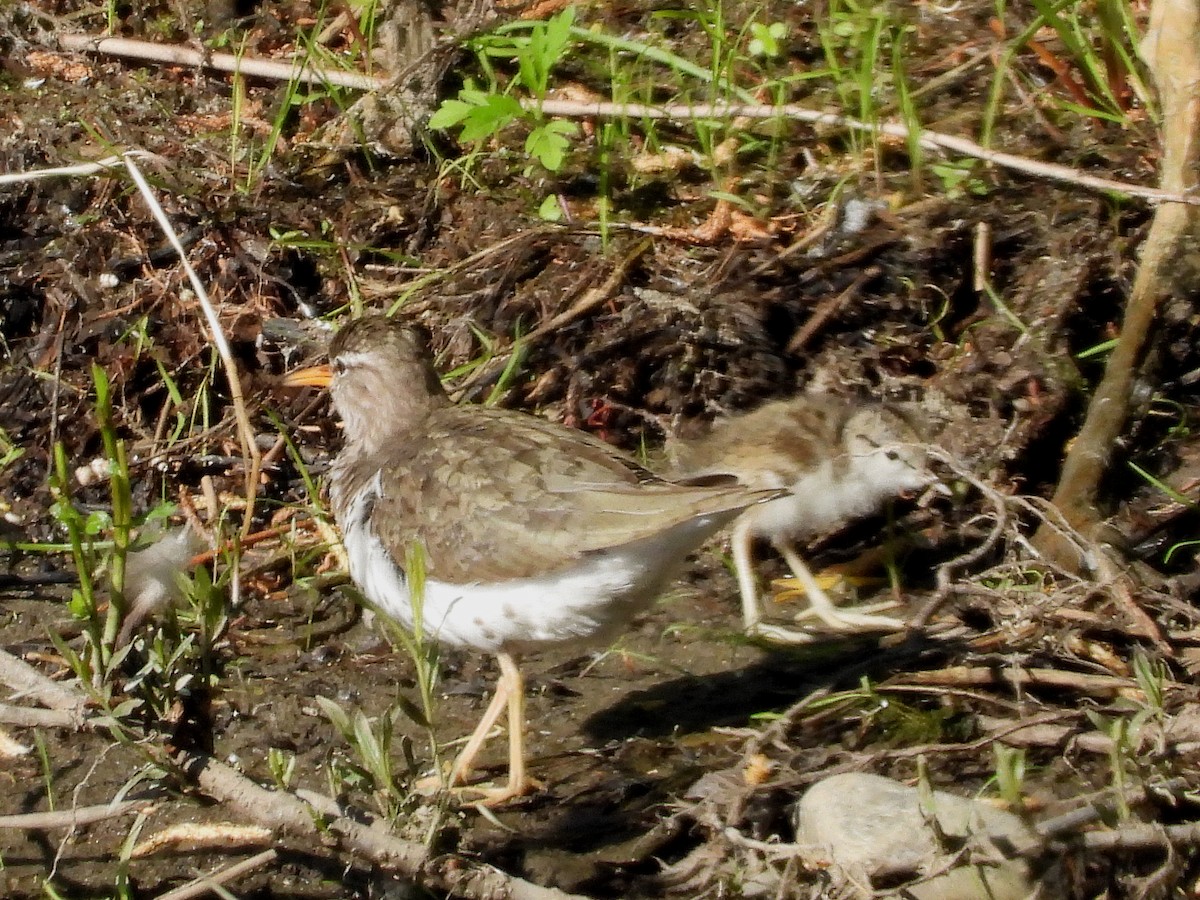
left=4, top=1, right=1200, bottom=897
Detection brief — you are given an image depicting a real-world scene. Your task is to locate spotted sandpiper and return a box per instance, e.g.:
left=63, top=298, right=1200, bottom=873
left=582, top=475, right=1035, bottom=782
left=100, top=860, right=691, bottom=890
left=283, top=316, right=782, bottom=804
left=669, top=395, right=930, bottom=644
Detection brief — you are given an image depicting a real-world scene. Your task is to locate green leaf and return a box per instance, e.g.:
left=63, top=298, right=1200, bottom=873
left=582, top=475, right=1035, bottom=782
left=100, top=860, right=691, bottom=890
left=85, top=510, right=112, bottom=536
left=352, top=711, right=383, bottom=768
left=428, top=98, right=475, bottom=130
left=431, top=88, right=524, bottom=143
left=463, top=95, right=524, bottom=142
left=525, top=119, right=576, bottom=171
left=109, top=697, right=144, bottom=718
left=315, top=695, right=353, bottom=741
left=537, top=194, right=563, bottom=221
left=68, top=588, right=91, bottom=620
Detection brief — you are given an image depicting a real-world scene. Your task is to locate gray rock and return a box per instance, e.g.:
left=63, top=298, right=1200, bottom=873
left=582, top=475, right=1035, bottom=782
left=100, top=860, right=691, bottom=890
left=794, top=772, right=1044, bottom=899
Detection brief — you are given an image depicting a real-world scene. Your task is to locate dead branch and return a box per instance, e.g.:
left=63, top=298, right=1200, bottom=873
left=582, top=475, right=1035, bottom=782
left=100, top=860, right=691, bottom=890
left=0, top=800, right=153, bottom=830
left=40, top=33, right=1197, bottom=207
left=1035, top=0, right=1200, bottom=571
left=155, top=849, right=279, bottom=900
left=533, top=99, right=1200, bottom=207
left=1079, top=821, right=1200, bottom=852
left=0, top=702, right=83, bottom=729
left=453, top=237, right=652, bottom=401
left=906, top=665, right=1139, bottom=698
left=175, top=749, right=589, bottom=900
left=57, top=34, right=385, bottom=90
left=912, top=448, right=1013, bottom=627
left=0, top=648, right=88, bottom=724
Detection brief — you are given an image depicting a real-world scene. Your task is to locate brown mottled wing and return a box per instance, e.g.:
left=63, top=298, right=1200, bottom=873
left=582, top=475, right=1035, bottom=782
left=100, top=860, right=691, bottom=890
left=668, top=396, right=850, bottom=480
left=367, top=407, right=756, bottom=583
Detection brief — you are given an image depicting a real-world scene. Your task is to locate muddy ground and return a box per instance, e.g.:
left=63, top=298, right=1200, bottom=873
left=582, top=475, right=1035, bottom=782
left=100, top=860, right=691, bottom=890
left=3, top=0, right=1200, bottom=897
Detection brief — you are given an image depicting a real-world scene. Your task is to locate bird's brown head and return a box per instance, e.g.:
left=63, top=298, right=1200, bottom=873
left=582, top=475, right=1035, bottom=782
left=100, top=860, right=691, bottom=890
left=283, top=316, right=449, bottom=455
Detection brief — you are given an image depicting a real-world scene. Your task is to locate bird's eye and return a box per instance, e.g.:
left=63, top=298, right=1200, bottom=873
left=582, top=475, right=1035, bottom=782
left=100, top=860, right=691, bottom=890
left=332, top=359, right=347, bottom=376
left=885, top=450, right=900, bottom=461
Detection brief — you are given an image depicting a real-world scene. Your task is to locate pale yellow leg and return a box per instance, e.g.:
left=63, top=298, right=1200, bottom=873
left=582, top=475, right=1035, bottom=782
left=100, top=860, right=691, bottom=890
left=732, top=518, right=763, bottom=633
left=733, top=520, right=817, bottom=644
left=445, top=664, right=512, bottom=789
left=491, top=652, right=534, bottom=804
left=777, top=544, right=905, bottom=633
left=443, top=652, right=539, bottom=807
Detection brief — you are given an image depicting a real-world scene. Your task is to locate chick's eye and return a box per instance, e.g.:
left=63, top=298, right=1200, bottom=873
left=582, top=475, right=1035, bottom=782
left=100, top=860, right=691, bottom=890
left=885, top=450, right=900, bottom=461
left=332, top=359, right=347, bottom=376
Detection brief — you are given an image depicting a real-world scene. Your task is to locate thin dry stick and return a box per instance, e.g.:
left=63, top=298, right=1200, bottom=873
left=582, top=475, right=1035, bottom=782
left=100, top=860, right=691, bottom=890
left=525, top=237, right=653, bottom=341
left=0, top=703, right=82, bottom=729
left=57, top=34, right=387, bottom=90
left=533, top=99, right=1200, bottom=207
left=47, top=33, right=1191, bottom=208
left=385, top=229, right=554, bottom=316
left=451, top=237, right=652, bottom=399
left=911, top=448, right=1012, bottom=627
left=786, top=265, right=881, bottom=353
left=122, top=153, right=263, bottom=536
left=156, top=849, right=280, bottom=900
left=907, top=665, right=1137, bottom=697
left=1092, top=551, right=1171, bottom=652
left=155, top=849, right=279, bottom=900
left=1079, top=821, right=1200, bottom=851
left=0, top=648, right=89, bottom=721
left=1034, top=0, right=1200, bottom=567
left=0, top=152, right=161, bottom=186
left=175, top=749, right=587, bottom=900
left=0, top=800, right=153, bottom=830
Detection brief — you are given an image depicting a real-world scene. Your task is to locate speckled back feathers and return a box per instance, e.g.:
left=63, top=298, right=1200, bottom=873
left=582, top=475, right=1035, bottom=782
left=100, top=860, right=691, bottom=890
left=322, top=316, right=781, bottom=585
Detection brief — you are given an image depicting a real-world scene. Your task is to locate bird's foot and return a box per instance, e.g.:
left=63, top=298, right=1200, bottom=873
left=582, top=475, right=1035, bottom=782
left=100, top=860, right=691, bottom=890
left=747, top=609, right=907, bottom=644
left=412, top=771, right=542, bottom=807
left=746, top=622, right=821, bottom=644
left=794, top=604, right=906, bottom=633
left=462, top=776, right=544, bottom=807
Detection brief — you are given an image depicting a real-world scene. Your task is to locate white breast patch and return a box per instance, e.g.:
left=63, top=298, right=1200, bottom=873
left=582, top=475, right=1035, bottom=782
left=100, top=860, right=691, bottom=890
left=339, top=481, right=725, bottom=654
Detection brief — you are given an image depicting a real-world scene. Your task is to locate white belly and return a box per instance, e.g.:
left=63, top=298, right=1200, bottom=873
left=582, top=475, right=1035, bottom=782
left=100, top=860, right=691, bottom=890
left=740, top=453, right=930, bottom=543
left=340, top=488, right=720, bottom=654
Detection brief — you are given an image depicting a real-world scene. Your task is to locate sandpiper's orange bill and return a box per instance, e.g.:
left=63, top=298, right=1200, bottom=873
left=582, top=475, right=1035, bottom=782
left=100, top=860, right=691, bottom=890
left=280, top=364, right=333, bottom=388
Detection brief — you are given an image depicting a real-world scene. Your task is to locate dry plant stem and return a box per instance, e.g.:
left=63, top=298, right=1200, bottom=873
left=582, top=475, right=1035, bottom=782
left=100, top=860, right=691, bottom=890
left=0, top=647, right=88, bottom=723
left=748, top=203, right=839, bottom=277
left=43, top=33, right=1190, bottom=207
left=1092, top=551, right=1170, bottom=652
left=0, top=703, right=82, bottom=728
left=524, top=238, right=652, bottom=341
left=533, top=99, right=1200, bottom=207
left=1080, top=822, right=1200, bottom=851
left=0, top=152, right=162, bottom=186
left=908, top=665, right=1136, bottom=697
left=0, top=800, right=153, bottom=830
left=188, top=522, right=298, bottom=567
left=913, top=446, right=1165, bottom=647
left=973, top=221, right=992, bottom=293
left=57, top=34, right=386, bottom=90
left=786, top=265, right=880, bottom=353
left=154, top=849, right=279, bottom=900
left=1035, top=0, right=1200, bottom=569
left=1033, top=779, right=1193, bottom=843
left=175, top=750, right=587, bottom=900
left=911, top=448, right=1011, bottom=627
left=122, top=153, right=263, bottom=536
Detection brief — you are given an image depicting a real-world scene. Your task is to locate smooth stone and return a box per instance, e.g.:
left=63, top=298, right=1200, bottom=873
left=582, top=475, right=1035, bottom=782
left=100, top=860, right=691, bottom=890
left=793, top=772, right=1044, bottom=899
